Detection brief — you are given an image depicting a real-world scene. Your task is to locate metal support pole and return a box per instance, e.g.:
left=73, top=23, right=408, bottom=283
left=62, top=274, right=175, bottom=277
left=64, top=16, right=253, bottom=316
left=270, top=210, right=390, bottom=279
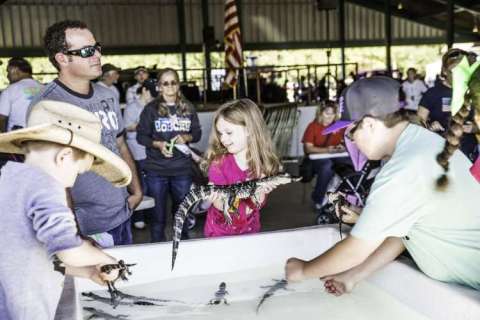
left=176, top=0, right=187, bottom=82
left=256, top=71, right=261, bottom=105
left=384, top=0, right=392, bottom=74
left=201, top=0, right=212, bottom=92
left=446, top=0, right=454, bottom=48
left=337, top=0, right=346, bottom=80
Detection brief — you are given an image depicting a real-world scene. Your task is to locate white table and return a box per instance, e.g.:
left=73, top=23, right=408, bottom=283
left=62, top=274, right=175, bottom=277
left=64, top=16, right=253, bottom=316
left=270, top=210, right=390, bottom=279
left=68, top=226, right=480, bottom=320
left=134, top=195, right=155, bottom=211
left=308, top=152, right=349, bottom=160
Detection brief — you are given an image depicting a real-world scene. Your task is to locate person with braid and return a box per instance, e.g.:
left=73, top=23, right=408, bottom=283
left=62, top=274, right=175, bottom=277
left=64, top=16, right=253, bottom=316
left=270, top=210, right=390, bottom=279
left=285, top=76, right=480, bottom=294
left=418, top=49, right=479, bottom=162
left=435, top=48, right=480, bottom=187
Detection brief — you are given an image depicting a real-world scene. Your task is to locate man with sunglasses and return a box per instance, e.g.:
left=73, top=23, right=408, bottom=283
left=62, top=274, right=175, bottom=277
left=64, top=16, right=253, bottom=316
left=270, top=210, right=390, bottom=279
left=285, top=76, right=480, bottom=293
left=28, top=20, right=142, bottom=246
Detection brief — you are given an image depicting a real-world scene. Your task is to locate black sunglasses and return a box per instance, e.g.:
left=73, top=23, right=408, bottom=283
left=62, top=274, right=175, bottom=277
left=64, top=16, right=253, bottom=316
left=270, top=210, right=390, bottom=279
left=161, top=80, right=178, bottom=87
left=64, top=42, right=101, bottom=58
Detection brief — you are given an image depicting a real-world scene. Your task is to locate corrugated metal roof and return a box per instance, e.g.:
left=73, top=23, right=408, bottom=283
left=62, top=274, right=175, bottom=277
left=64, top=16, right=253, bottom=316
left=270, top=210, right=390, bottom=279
left=0, top=0, right=459, bottom=55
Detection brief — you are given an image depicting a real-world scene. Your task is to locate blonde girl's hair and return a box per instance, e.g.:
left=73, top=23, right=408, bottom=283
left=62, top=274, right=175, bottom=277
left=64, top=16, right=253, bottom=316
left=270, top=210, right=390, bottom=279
left=156, top=68, right=191, bottom=117
left=316, top=100, right=340, bottom=122
left=203, top=99, right=281, bottom=178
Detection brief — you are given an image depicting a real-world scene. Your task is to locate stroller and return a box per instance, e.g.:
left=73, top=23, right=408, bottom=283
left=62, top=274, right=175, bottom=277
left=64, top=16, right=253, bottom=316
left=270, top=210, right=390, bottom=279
left=315, top=159, right=380, bottom=225
left=315, top=132, right=381, bottom=227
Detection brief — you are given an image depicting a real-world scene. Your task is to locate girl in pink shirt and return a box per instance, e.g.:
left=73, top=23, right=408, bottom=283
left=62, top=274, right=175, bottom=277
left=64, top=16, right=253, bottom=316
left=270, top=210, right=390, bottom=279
left=202, top=99, right=282, bottom=237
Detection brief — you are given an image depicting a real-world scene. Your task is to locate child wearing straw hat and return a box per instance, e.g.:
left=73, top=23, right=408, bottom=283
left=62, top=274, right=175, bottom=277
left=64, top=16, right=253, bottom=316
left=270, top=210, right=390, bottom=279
left=0, top=100, right=132, bottom=320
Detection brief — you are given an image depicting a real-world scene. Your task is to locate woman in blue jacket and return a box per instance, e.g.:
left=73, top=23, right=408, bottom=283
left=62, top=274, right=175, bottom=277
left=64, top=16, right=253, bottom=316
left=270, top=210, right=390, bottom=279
left=137, top=68, right=201, bottom=242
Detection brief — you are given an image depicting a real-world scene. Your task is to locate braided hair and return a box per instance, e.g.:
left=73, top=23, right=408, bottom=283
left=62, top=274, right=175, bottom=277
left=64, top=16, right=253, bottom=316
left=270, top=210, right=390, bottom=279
left=436, top=49, right=478, bottom=190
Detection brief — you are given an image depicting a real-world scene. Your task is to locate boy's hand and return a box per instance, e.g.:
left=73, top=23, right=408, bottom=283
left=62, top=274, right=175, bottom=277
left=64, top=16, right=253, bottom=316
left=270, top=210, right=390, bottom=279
left=322, top=270, right=359, bottom=296
left=97, top=263, right=120, bottom=283
left=285, top=257, right=306, bottom=282
left=85, top=266, right=109, bottom=286
left=335, top=204, right=361, bottom=224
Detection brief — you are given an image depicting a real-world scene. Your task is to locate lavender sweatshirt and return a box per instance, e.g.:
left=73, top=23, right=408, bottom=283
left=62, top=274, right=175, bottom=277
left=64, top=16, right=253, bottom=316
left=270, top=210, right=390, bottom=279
left=0, top=162, right=82, bottom=320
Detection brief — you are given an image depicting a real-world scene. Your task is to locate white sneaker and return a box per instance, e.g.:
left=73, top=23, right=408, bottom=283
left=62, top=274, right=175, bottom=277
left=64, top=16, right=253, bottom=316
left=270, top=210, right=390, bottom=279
left=134, top=221, right=146, bottom=229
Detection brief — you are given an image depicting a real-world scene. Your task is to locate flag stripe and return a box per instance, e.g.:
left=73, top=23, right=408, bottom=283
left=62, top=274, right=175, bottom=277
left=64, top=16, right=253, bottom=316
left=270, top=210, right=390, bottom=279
left=224, top=0, right=243, bottom=88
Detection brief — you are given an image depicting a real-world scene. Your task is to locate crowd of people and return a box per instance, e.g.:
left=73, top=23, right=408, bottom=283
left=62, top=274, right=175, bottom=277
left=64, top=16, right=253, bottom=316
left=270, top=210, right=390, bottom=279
left=0, top=18, right=479, bottom=320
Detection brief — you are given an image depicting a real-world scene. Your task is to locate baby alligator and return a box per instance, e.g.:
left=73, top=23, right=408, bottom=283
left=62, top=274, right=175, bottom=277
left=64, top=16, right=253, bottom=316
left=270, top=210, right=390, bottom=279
left=171, top=173, right=301, bottom=270
left=208, top=282, right=229, bottom=305
left=256, top=279, right=292, bottom=314
left=82, top=292, right=163, bottom=308
left=100, top=260, right=136, bottom=308
left=113, top=290, right=183, bottom=304
left=83, top=307, right=129, bottom=319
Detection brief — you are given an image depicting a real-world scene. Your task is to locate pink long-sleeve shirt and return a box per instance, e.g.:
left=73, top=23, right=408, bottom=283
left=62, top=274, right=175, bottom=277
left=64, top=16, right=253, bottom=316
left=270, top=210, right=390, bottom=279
left=204, top=154, right=265, bottom=237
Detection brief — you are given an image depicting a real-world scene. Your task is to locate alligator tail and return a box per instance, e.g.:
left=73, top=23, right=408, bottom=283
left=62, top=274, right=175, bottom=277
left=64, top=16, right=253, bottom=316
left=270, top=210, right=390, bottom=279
left=171, top=185, right=208, bottom=270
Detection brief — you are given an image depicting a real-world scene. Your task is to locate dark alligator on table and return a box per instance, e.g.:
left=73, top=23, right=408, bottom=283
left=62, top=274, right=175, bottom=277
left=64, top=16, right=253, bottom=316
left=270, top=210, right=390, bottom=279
left=112, top=290, right=184, bottom=304
left=208, top=282, right=229, bottom=305
left=171, top=173, right=301, bottom=270
left=83, top=307, right=129, bottom=319
left=99, top=260, right=136, bottom=308
left=256, top=279, right=292, bottom=314
left=82, top=292, right=164, bottom=307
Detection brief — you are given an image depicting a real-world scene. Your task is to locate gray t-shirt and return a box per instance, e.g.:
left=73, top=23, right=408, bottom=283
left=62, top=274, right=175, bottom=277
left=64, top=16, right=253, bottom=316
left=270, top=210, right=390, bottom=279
left=29, top=79, right=130, bottom=235
left=124, top=100, right=146, bottom=161
left=0, top=78, right=43, bottom=131
left=0, top=162, right=82, bottom=320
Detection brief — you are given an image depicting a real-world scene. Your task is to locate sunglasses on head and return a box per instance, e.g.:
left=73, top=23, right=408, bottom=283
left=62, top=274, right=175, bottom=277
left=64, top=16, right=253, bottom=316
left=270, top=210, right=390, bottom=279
left=446, top=49, right=467, bottom=59
left=161, top=80, right=178, bottom=87
left=63, top=42, right=101, bottom=58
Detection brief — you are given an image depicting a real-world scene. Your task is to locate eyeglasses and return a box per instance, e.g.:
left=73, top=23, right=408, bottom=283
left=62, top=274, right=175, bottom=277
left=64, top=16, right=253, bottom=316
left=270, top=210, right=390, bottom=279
left=345, top=117, right=366, bottom=141
left=161, top=80, right=178, bottom=87
left=63, top=42, right=102, bottom=58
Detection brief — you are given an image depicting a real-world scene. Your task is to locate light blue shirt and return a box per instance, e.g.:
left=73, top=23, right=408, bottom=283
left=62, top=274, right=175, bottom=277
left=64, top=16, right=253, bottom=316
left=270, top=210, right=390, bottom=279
left=352, top=124, right=480, bottom=290
left=0, top=162, right=82, bottom=319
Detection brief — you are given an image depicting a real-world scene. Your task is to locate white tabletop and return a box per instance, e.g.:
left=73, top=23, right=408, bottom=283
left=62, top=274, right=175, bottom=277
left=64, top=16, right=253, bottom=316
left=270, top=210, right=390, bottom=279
left=135, top=195, right=155, bottom=211
left=308, top=152, right=349, bottom=160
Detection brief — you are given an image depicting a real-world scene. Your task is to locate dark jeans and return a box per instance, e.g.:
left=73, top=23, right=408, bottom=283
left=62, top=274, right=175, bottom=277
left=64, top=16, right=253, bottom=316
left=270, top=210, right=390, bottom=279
left=146, top=172, right=192, bottom=242
left=107, top=218, right=133, bottom=245
left=311, top=157, right=352, bottom=205
left=132, top=159, right=148, bottom=224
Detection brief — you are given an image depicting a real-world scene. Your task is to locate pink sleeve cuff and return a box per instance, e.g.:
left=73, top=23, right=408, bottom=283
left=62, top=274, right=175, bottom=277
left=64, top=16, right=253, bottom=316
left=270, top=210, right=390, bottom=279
left=470, top=157, right=480, bottom=183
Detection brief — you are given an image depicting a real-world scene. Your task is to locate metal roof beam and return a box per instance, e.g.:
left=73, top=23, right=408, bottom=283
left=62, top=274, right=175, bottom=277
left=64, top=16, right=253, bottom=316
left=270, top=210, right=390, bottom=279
left=346, top=0, right=480, bottom=41
left=432, top=0, right=480, bottom=15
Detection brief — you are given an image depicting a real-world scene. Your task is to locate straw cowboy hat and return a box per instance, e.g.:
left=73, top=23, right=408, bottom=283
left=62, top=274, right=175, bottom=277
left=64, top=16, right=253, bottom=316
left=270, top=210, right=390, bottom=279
left=0, top=100, right=131, bottom=187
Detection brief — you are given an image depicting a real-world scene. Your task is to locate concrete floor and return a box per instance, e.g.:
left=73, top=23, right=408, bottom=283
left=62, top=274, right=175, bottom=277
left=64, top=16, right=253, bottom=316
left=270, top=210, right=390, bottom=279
left=132, top=181, right=317, bottom=244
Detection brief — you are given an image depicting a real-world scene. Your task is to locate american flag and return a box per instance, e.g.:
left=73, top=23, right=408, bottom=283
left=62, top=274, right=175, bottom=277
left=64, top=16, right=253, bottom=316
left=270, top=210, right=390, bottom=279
left=224, top=0, right=243, bottom=88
